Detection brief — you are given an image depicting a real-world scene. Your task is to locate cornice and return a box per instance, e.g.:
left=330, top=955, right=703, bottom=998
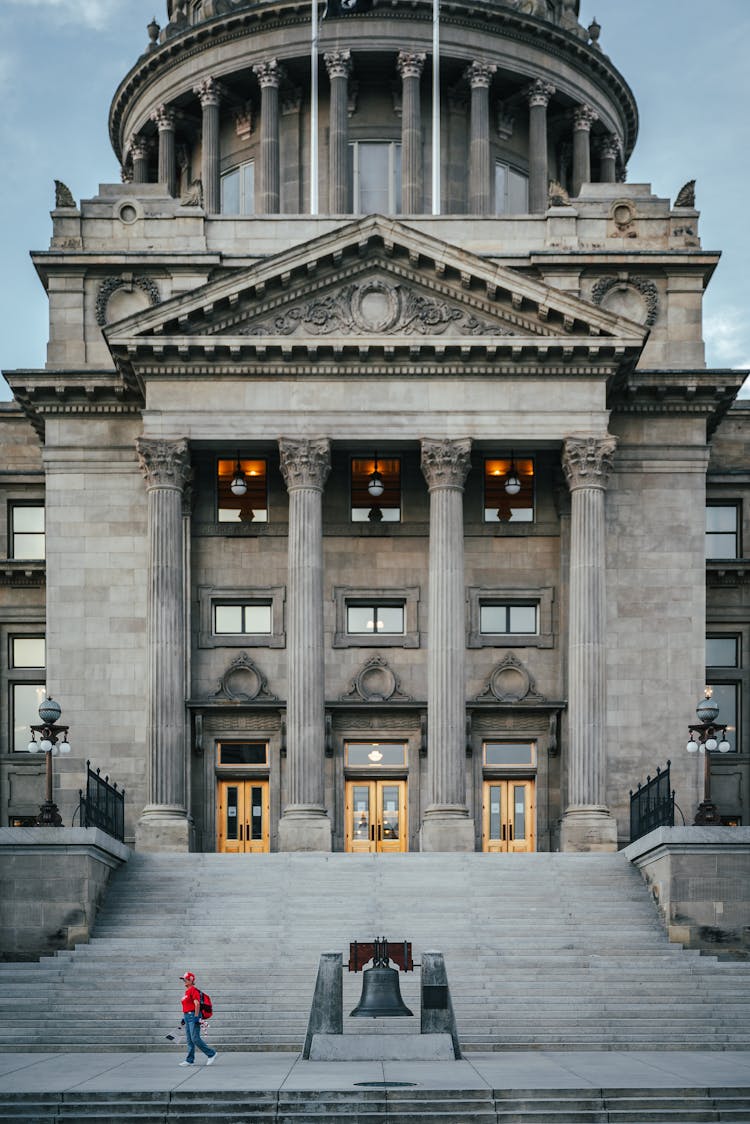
left=4, top=370, right=144, bottom=438
left=706, top=560, right=750, bottom=588
left=0, top=561, right=46, bottom=588
left=609, top=369, right=746, bottom=436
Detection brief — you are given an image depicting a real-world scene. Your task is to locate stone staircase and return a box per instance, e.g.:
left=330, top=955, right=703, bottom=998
left=2, top=851, right=750, bottom=1052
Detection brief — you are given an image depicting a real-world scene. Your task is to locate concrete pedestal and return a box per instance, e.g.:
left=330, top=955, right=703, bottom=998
left=309, top=1033, right=456, bottom=1061
left=559, top=805, right=618, bottom=853
left=134, top=806, right=191, bottom=853
left=278, top=807, right=332, bottom=852
left=420, top=809, right=476, bottom=852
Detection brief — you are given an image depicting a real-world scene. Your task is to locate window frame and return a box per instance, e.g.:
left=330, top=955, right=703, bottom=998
left=220, top=160, right=255, bottom=216
left=483, top=456, right=535, bottom=524
left=468, top=586, right=554, bottom=649
left=9, top=502, right=45, bottom=561
left=705, top=502, right=741, bottom=560
left=350, top=455, right=402, bottom=523
left=333, top=586, right=420, bottom=648
left=216, top=456, right=268, bottom=524
left=494, top=160, right=529, bottom=215
left=351, top=141, right=402, bottom=215
left=198, top=585, right=285, bottom=648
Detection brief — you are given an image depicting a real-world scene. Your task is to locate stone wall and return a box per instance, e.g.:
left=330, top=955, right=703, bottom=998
left=0, top=827, right=130, bottom=961
left=624, top=826, right=750, bottom=956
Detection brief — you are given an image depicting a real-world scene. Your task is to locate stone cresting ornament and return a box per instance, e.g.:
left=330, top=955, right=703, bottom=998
left=548, top=180, right=572, bottom=207
left=674, top=180, right=696, bottom=208
left=136, top=437, right=192, bottom=491
left=590, top=275, right=658, bottom=328
left=561, top=435, right=617, bottom=491
left=420, top=438, right=472, bottom=490
left=54, top=180, right=76, bottom=209
left=278, top=437, right=331, bottom=491
left=95, top=276, right=161, bottom=327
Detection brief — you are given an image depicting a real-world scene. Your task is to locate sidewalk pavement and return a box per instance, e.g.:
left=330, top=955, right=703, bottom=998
left=1, top=1051, right=750, bottom=1095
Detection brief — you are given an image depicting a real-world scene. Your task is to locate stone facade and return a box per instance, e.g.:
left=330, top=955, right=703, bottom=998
left=0, top=0, right=747, bottom=859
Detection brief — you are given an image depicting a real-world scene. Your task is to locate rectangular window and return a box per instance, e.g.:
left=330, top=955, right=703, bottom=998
left=218, top=742, right=268, bottom=767
left=484, top=458, right=534, bottom=522
left=11, top=637, right=46, bottom=669
left=346, top=742, right=406, bottom=767
left=480, top=603, right=538, bottom=635
left=214, top=603, right=272, bottom=635
left=706, top=504, right=740, bottom=559
left=10, top=504, right=45, bottom=560
left=352, top=142, right=402, bottom=214
left=706, top=636, right=739, bottom=668
left=483, top=741, right=536, bottom=767
left=12, top=683, right=46, bottom=753
left=221, top=161, right=255, bottom=215
left=706, top=682, right=738, bottom=752
left=217, top=458, right=268, bottom=523
left=347, top=604, right=405, bottom=635
left=495, top=162, right=529, bottom=215
left=351, top=457, right=401, bottom=522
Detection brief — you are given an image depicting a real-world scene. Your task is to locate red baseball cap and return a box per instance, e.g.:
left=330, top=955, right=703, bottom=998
left=179, top=970, right=195, bottom=981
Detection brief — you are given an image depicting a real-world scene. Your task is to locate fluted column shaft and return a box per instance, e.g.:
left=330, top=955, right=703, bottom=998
left=135, top=438, right=192, bottom=851
left=599, top=134, right=618, bottom=184
left=398, top=52, right=426, bottom=213
left=278, top=438, right=332, bottom=851
left=572, top=104, right=597, bottom=196
left=560, top=435, right=618, bottom=852
left=420, top=439, right=474, bottom=851
left=526, top=80, right=555, bottom=213
left=254, top=60, right=283, bottom=214
left=195, top=78, right=221, bottom=213
left=130, top=138, right=149, bottom=184
left=465, top=62, right=495, bottom=215
left=325, top=51, right=352, bottom=213
left=152, top=106, right=177, bottom=197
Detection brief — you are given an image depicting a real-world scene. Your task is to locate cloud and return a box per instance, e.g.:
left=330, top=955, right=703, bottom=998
left=704, top=308, right=750, bottom=371
left=1, top=0, right=118, bottom=30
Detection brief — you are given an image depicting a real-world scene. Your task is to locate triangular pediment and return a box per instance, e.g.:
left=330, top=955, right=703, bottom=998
left=105, top=215, right=647, bottom=377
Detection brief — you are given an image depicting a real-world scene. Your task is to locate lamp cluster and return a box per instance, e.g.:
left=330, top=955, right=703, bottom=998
left=27, top=696, right=71, bottom=756
left=686, top=689, right=731, bottom=754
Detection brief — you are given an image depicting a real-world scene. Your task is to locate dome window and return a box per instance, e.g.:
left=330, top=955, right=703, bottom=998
left=221, top=161, right=255, bottom=215
left=495, top=161, right=529, bottom=215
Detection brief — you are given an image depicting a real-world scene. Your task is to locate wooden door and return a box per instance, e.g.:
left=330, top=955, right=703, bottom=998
left=482, top=780, right=535, bottom=853
left=217, top=780, right=270, bottom=853
left=345, top=780, right=407, bottom=853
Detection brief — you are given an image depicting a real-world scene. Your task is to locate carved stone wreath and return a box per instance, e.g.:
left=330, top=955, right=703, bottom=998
left=475, top=653, right=545, bottom=704
left=340, top=656, right=412, bottom=703
left=96, top=275, right=161, bottom=326
left=212, top=652, right=278, bottom=702
left=590, top=275, right=658, bottom=328
left=241, top=280, right=508, bottom=338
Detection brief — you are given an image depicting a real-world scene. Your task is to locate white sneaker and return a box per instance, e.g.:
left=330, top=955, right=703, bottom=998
left=206, top=1053, right=218, bottom=1066
left=178, top=1060, right=193, bottom=1066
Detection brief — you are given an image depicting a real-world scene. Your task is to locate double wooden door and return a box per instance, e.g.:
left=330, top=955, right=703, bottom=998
left=345, top=780, right=407, bottom=853
left=217, top=780, right=270, bottom=853
left=482, top=780, right=535, bottom=853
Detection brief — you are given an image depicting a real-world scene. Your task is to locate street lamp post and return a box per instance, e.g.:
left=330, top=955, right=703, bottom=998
left=27, top=696, right=71, bottom=827
left=686, top=688, right=731, bottom=826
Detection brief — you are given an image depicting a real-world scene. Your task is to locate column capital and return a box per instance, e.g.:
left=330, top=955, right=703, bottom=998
left=526, top=78, right=556, bottom=108
left=397, top=51, right=426, bottom=80
left=279, top=437, right=331, bottom=491
left=324, top=49, right=352, bottom=81
left=253, top=58, right=285, bottom=88
left=136, top=437, right=192, bottom=491
left=128, top=135, right=150, bottom=161
left=562, top=435, right=617, bottom=491
left=599, top=132, right=620, bottom=159
left=573, top=104, right=598, bottom=132
left=464, top=61, right=496, bottom=89
left=151, top=104, right=177, bottom=132
left=421, top=438, right=472, bottom=490
left=193, top=76, right=222, bottom=107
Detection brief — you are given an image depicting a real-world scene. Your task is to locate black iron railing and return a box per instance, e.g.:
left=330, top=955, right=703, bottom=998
left=79, top=760, right=125, bottom=842
left=630, top=761, right=674, bottom=843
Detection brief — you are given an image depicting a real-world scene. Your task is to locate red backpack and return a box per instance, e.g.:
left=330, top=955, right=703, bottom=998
left=199, top=990, right=213, bottom=1020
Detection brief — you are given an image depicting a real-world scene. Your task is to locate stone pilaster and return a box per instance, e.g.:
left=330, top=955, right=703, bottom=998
left=278, top=437, right=332, bottom=851
left=599, top=134, right=619, bottom=184
left=420, top=438, right=475, bottom=852
left=151, top=105, right=177, bottom=197
left=135, top=438, right=192, bottom=852
left=560, top=435, right=618, bottom=852
left=129, top=137, right=150, bottom=184
left=572, top=104, right=598, bottom=196
left=254, top=59, right=284, bottom=214
left=397, top=52, right=426, bottom=214
left=194, top=77, right=222, bottom=214
left=465, top=62, right=496, bottom=215
left=526, top=79, right=555, bottom=214
left=325, top=51, right=352, bottom=213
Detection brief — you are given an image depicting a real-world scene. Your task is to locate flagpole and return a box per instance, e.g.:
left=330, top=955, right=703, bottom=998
left=431, top=0, right=440, bottom=214
left=311, top=0, right=319, bottom=215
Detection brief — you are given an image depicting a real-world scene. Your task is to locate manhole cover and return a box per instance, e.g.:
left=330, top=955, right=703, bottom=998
left=354, top=1081, right=419, bottom=1088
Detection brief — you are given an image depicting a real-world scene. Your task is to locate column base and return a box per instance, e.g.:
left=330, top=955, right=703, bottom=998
left=559, top=805, right=618, bottom=852
left=420, top=806, right=476, bottom=852
left=278, top=806, right=332, bottom=852
left=135, top=805, right=191, bottom=853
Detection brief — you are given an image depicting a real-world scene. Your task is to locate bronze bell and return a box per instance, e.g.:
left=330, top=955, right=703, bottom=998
left=350, top=960, right=413, bottom=1018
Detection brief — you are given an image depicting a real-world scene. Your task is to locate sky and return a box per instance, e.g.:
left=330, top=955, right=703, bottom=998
left=0, top=0, right=747, bottom=398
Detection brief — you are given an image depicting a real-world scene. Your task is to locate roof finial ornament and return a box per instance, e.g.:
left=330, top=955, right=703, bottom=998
left=587, top=17, right=601, bottom=48
left=548, top=180, right=572, bottom=207
left=674, top=180, right=696, bottom=208
left=54, top=180, right=76, bottom=209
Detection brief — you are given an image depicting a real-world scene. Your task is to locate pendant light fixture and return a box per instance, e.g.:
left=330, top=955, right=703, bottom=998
left=504, top=453, right=521, bottom=496
left=230, top=452, right=248, bottom=496
left=367, top=455, right=385, bottom=498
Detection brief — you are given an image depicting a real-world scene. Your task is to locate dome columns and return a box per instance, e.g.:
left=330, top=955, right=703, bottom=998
left=599, top=133, right=619, bottom=184
left=397, top=52, right=426, bottom=214
left=253, top=59, right=285, bottom=214
left=151, top=105, right=178, bottom=197
left=129, top=136, right=151, bottom=184
left=465, top=61, right=496, bottom=216
left=325, top=50, right=353, bottom=213
left=525, top=79, right=555, bottom=214
left=194, top=76, right=223, bottom=214
left=572, top=103, right=598, bottom=197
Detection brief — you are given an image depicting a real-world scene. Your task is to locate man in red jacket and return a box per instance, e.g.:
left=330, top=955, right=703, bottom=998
left=178, top=970, right=218, bottom=1066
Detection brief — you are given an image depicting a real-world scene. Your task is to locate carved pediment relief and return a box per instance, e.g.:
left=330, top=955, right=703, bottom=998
left=340, top=656, right=412, bottom=703
left=212, top=652, right=278, bottom=702
left=475, top=653, right=546, bottom=704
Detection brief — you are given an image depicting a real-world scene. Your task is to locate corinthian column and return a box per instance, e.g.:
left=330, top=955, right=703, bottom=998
left=526, top=79, right=555, bottom=213
left=325, top=50, right=352, bottom=213
left=465, top=61, right=496, bottom=215
left=278, top=437, right=332, bottom=851
left=194, top=77, right=222, bottom=213
left=397, top=51, right=426, bottom=213
left=151, top=105, right=177, bottom=197
left=560, top=435, right=618, bottom=852
left=253, top=59, right=284, bottom=214
left=572, top=104, right=598, bottom=196
left=599, top=134, right=619, bottom=184
left=420, top=438, right=475, bottom=852
left=129, top=137, right=150, bottom=184
left=135, top=438, right=192, bottom=852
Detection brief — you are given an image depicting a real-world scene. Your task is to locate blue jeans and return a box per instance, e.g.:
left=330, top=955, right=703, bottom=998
left=184, top=1013, right=216, bottom=1062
